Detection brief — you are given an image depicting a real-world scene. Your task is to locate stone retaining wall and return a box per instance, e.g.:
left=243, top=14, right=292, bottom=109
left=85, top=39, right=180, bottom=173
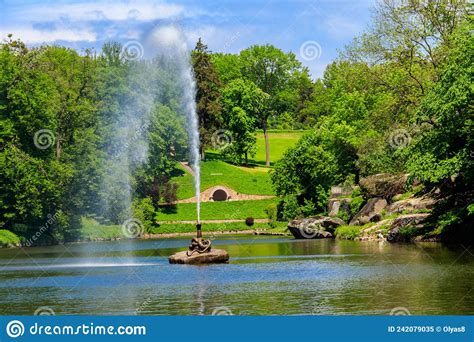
left=165, top=185, right=275, bottom=204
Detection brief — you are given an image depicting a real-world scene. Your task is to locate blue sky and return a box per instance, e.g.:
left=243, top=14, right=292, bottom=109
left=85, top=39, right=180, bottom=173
left=0, top=0, right=376, bottom=78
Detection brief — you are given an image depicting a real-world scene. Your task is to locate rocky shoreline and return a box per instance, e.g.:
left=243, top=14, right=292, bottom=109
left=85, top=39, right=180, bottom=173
left=287, top=173, right=442, bottom=242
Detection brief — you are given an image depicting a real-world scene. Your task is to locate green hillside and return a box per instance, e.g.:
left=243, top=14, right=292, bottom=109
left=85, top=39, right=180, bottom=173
left=156, top=198, right=277, bottom=221
left=253, top=130, right=306, bottom=164
left=172, top=160, right=273, bottom=199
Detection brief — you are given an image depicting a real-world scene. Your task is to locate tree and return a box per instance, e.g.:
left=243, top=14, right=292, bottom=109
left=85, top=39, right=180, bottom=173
left=406, top=22, right=473, bottom=184
left=221, top=79, right=269, bottom=164
left=222, top=107, right=257, bottom=165
left=270, top=132, right=346, bottom=218
left=141, top=105, right=187, bottom=204
left=344, top=0, right=469, bottom=106
left=192, top=38, right=222, bottom=159
left=211, top=53, right=242, bottom=84
left=239, top=44, right=303, bottom=166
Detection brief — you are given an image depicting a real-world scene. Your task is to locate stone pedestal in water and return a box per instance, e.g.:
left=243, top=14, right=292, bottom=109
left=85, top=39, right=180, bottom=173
left=169, top=248, right=229, bottom=264
left=169, top=224, right=229, bottom=264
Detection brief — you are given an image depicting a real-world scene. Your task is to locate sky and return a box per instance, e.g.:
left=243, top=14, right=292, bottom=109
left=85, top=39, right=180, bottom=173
left=0, top=0, right=377, bottom=78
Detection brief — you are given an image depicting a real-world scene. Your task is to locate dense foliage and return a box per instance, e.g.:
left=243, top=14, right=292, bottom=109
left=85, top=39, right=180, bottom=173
left=0, top=37, right=189, bottom=243
left=0, top=0, right=472, bottom=245
left=271, top=0, right=473, bottom=234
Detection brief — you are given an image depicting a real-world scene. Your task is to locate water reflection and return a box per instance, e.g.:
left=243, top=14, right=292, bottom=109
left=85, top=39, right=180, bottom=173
left=0, top=236, right=473, bottom=315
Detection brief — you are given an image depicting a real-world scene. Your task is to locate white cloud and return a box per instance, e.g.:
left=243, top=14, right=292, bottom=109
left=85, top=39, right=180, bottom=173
left=1, top=27, right=97, bottom=43
left=6, top=1, right=185, bottom=23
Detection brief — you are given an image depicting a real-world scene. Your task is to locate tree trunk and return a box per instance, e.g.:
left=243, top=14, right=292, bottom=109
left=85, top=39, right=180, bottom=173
left=245, top=152, right=248, bottom=166
left=56, top=138, right=61, bottom=161
left=200, top=145, right=205, bottom=160
left=263, top=120, right=270, bottom=167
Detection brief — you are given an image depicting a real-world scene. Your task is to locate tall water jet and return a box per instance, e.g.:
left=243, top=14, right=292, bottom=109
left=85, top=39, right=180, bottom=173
left=147, top=25, right=201, bottom=223
left=154, top=25, right=228, bottom=264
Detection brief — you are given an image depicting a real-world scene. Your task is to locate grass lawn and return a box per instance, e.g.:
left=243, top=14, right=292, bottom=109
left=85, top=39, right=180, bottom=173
left=172, top=160, right=274, bottom=199
left=80, top=218, right=122, bottom=241
left=253, top=130, right=306, bottom=164
left=170, top=130, right=306, bottom=199
left=79, top=217, right=286, bottom=239
left=157, top=198, right=277, bottom=221
left=151, top=221, right=281, bottom=234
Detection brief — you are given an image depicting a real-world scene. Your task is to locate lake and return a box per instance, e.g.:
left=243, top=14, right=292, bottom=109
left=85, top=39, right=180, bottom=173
left=0, top=236, right=473, bottom=315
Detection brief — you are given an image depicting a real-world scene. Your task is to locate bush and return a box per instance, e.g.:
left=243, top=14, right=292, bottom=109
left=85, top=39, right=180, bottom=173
left=334, top=225, right=363, bottom=240
left=0, top=230, right=21, bottom=247
left=132, top=197, right=156, bottom=232
left=279, top=195, right=301, bottom=221
left=349, top=187, right=365, bottom=218
left=265, top=203, right=278, bottom=228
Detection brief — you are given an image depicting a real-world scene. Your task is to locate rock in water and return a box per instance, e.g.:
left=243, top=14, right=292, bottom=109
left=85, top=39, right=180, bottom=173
left=287, top=217, right=344, bottom=239
left=169, top=249, right=229, bottom=264
left=387, top=213, right=430, bottom=242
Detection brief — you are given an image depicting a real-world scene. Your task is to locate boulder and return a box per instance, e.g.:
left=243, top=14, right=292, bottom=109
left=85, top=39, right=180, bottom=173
left=349, top=198, right=388, bottom=225
left=287, top=217, right=344, bottom=239
left=287, top=227, right=333, bottom=239
left=387, top=196, right=437, bottom=214
left=387, top=213, right=430, bottom=242
left=330, top=185, right=355, bottom=198
left=359, top=173, right=408, bottom=199
left=328, top=198, right=351, bottom=217
left=169, top=249, right=229, bottom=264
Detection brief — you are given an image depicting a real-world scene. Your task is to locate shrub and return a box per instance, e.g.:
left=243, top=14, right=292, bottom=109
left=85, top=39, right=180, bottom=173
left=279, top=195, right=301, bottom=221
left=132, top=197, right=156, bottom=232
left=0, top=230, right=21, bottom=247
left=334, top=225, right=363, bottom=240
left=350, top=187, right=365, bottom=218
left=265, top=203, right=278, bottom=228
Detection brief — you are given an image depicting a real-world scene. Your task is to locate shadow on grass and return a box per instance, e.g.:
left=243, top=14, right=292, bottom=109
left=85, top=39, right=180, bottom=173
left=204, top=151, right=268, bottom=169
left=159, top=205, right=178, bottom=215
left=170, top=167, right=186, bottom=177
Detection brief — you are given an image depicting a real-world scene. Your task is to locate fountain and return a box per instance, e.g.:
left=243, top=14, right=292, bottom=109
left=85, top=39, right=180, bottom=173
left=160, top=26, right=228, bottom=264
left=169, top=222, right=229, bottom=264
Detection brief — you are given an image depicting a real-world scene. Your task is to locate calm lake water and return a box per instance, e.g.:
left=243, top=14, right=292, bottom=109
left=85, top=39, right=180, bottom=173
left=0, top=236, right=473, bottom=315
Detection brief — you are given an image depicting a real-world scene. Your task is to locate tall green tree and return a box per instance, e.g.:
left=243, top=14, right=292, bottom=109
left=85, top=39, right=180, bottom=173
left=239, top=44, right=303, bottom=166
left=221, top=79, right=268, bottom=164
left=192, top=38, right=223, bottom=159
